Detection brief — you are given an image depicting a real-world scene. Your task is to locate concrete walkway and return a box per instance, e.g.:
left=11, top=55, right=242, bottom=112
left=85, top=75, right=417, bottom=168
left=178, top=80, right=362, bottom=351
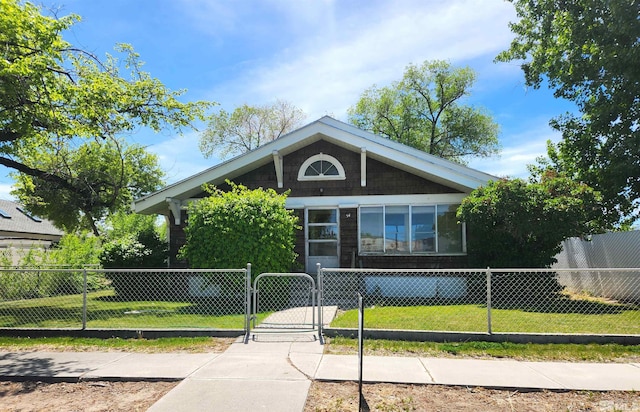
left=1, top=333, right=640, bottom=411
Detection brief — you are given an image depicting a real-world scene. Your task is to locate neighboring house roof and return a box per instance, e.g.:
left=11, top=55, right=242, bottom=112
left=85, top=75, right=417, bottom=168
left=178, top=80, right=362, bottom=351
left=134, top=116, right=497, bottom=216
left=0, top=199, right=64, bottom=242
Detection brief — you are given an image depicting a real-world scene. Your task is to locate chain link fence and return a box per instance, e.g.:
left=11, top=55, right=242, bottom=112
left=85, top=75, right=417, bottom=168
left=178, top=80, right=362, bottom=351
left=2, top=265, right=639, bottom=337
left=320, top=268, right=640, bottom=336
left=0, top=268, right=249, bottom=330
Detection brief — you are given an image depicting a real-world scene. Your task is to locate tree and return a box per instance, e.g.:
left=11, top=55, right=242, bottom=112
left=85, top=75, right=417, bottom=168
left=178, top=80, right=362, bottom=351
left=496, top=0, right=640, bottom=227
left=10, top=138, right=164, bottom=236
left=347, top=60, right=500, bottom=164
left=199, top=100, right=306, bottom=159
left=457, top=171, right=602, bottom=269
left=1, top=0, right=210, bottom=223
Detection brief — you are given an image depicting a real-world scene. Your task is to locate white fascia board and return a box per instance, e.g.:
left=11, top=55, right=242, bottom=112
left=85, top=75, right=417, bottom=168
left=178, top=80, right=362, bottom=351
left=134, top=121, right=334, bottom=215
left=134, top=116, right=496, bottom=215
left=311, top=119, right=495, bottom=191
left=134, top=148, right=277, bottom=215
left=285, top=193, right=468, bottom=209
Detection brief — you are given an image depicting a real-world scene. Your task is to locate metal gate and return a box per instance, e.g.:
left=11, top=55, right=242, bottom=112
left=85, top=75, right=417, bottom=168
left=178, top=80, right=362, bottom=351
left=250, top=273, right=322, bottom=339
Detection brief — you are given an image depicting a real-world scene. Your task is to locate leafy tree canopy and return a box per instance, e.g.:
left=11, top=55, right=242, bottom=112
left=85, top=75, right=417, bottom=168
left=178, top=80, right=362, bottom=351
left=11, top=138, right=164, bottom=236
left=348, top=60, right=500, bottom=164
left=1, top=0, right=212, bottom=226
left=496, top=0, right=640, bottom=227
left=457, top=171, right=602, bottom=268
left=200, top=100, right=306, bottom=159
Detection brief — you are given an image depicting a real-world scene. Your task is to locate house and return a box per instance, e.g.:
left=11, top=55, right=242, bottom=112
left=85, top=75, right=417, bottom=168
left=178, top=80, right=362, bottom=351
left=134, top=116, right=496, bottom=272
left=0, top=199, right=64, bottom=264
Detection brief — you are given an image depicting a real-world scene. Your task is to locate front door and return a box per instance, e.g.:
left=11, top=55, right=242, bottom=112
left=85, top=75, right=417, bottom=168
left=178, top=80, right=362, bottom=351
left=306, top=208, right=340, bottom=273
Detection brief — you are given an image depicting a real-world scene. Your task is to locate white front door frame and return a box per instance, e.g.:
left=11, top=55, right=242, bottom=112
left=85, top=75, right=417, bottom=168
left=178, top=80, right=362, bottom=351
left=305, top=207, right=340, bottom=273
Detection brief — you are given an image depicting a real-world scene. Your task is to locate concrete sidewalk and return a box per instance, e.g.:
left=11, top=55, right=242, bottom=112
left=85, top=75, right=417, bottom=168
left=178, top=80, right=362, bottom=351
left=1, top=334, right=640, bottom=411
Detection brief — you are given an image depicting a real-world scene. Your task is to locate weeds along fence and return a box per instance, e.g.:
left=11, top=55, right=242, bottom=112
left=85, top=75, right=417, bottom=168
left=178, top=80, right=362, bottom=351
left=0, top=268, right=249, bottom=331
left=319, top=268, right=640, bottom=336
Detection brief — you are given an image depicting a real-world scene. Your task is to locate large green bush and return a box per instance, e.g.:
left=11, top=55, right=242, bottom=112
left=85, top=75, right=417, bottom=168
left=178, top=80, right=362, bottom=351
left=99, top=211, right=168, bottom=269
left=99, top=212, right=168, bottom=300
left=458, top=171, right=601, bottom=269
left=180, top=183, right=299, bottom=273
left=457, top=171, right=602, bottom=304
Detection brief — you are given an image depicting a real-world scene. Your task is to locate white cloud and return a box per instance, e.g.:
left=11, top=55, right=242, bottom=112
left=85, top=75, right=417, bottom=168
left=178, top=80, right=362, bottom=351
left=146, top=131, right=218, bottom=184
left=204, top=0, right=517, bottom=120
left=0, top=182, right=15, bottom=201
left=468, top=125, right=563, bottom=179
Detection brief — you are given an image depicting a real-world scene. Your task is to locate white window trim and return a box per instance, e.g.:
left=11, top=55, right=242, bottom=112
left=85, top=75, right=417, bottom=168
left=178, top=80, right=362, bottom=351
left=285, top=193, right=467, bottom=209
left=297, top=153, right=346, bottom=181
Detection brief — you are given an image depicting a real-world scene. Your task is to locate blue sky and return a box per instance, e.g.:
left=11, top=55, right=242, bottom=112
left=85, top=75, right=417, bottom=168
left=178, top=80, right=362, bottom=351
left=1, top=0, right=578, bottom=200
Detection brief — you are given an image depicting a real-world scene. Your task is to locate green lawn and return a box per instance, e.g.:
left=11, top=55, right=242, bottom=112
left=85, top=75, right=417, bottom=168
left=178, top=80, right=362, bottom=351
left=331, top=303, right=640, bottom=335
left=0, top=289, right=261, bottom=329
left=325, top=337, right=640, bottom=362
left=3, top=290, right=639, bottom=335
left=0, top=336, right=638, bottom=363
left=0, top=336, right=235, bottom=353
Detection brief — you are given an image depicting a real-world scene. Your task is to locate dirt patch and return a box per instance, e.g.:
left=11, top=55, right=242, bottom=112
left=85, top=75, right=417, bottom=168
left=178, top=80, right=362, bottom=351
left=2, top=338, right=639, bottom=411
left=0, top=380, right=177, bottom=412
left=3, top=380, right=638, bottom=412
left=304, top=381, right=640, bottom=412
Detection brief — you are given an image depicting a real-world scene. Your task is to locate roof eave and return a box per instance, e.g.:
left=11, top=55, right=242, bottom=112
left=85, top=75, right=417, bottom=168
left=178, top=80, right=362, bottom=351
left=133, top=116, right=497, bottom=215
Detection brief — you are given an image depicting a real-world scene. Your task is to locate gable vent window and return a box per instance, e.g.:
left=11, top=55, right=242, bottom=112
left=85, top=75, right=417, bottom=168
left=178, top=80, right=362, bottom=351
left=298, top=153, right=346, bottom=181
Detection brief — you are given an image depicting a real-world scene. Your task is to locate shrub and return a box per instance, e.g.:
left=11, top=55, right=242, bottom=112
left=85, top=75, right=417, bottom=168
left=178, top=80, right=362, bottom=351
left=0, top=233, right=104, bottom=300
left=99, top=212, right=168, bottom=299
left=180, top=182, right=299, bottom=308
left=457, top=171, right=602, bottom=303
left=180, top=182, right=299, bottom=275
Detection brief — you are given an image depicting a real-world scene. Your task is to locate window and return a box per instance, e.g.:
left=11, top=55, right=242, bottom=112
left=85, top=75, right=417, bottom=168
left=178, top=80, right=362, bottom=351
left=307, top=209, right=338, bottom=256
left=360, top=206, right=384, bottom=253
left=385, top=206, right=409, bottom=254
left=298, top=153, right=346, bottom=181
left=412, top=206, right=435, bottom=252
left=359, top=204, right=463, bottom=254
left=437, top=204, right=463, bottom=253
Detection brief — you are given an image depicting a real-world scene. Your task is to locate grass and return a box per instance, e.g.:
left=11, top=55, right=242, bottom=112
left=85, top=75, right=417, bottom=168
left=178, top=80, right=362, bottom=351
left=1, top=335, right=638, bottom=363
left=332, top=305, right=487, bottom=331
left=330, top=303, right=640, bottom=334
left=325, top=336, right=640, bottom=362
left=0, top=336, right=235, bottom=353
left=0, top=289, right=268, bottom=329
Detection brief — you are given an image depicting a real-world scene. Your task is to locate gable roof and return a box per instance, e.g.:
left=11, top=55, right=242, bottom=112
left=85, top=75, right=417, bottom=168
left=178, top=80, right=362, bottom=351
left=134, top=116, right=497, bottom=215
left=0, top=199, right=64, bottom=241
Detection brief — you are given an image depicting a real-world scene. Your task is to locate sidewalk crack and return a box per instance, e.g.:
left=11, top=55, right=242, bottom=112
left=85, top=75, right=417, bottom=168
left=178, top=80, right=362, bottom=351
left=418, top=358, right=436, bottom=383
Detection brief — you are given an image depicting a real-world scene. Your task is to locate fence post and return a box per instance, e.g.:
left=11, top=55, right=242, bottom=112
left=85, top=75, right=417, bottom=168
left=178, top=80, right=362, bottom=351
left=82, top=269, right=88, bottom=330
left=486, top=267, right=492, bottom=335
left=317, top=263, right=323, bottom=343
left=245, top=263, right=251, bottom=343
left=357, top=292, right=365, bottom=411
